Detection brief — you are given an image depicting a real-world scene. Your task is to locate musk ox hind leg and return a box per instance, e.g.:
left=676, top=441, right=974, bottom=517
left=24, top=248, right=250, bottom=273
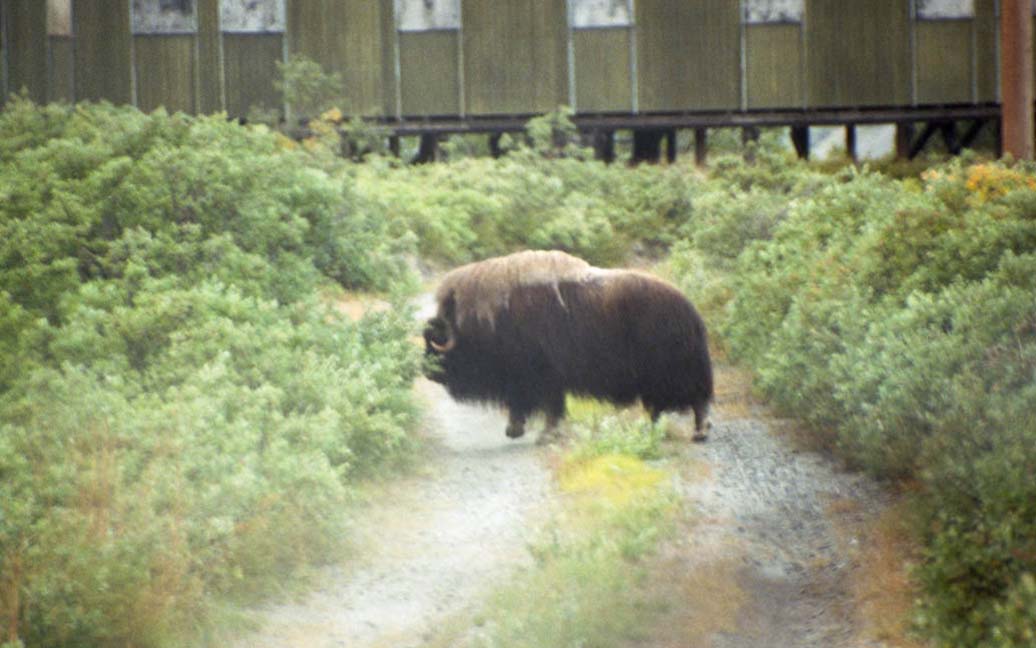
left=535, top=390, right=567, bottom=446
left=692, top=401, right=712, bottom=443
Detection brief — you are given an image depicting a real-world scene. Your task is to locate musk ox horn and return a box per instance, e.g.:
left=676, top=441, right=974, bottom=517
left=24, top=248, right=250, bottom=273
left=428, top=321, right=457, bottom=353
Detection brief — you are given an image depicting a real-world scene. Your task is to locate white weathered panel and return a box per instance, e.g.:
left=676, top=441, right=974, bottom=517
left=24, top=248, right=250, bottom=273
left=744, top=0, right=803, bottom=23
left=47, top=0, right=72, bottom=36
left=917, top=0, right=975, bottom=19
left=132, top=0, right=197, bottom=34
left=220, top=0, right=286, bottom=33
left=395, top=0, right=460, bottom=31
left=570, top=0, right=631, bottom=28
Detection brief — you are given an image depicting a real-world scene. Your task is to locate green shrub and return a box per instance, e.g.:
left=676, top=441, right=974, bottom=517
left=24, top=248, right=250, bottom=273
left=671, top=159, right=1036, bottom=644
left=0, top=98, right=419, bottom=647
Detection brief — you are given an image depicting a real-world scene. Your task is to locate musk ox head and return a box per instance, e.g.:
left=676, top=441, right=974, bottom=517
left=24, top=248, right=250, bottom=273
left=422, top=249, right=593, bottom=371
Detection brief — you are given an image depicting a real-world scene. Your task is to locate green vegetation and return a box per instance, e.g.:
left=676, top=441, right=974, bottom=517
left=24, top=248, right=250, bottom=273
left=434, top=402, right=678, bottom=648
left=0, top=97, right=418, bottom=647
left=666, top=154, right=1036, bottom=647
left=2, top=89, right=1033, bottom=647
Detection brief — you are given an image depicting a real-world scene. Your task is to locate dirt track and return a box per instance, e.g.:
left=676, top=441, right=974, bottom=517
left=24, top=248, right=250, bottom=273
left=647, top=368, right=895, bottom=648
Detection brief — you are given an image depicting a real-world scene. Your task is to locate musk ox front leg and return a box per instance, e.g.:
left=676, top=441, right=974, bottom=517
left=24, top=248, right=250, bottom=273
left=505, top=408, right=529, bottom=438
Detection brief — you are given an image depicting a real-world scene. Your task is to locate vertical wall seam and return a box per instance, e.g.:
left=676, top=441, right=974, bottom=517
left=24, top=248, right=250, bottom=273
left=217, top=1, right=226, bottom=113
left=739, top=0, right=747, bottom=111
left=566, top=0, right=576, bottom=110
left=800, top=2, right=807, bottom=108
left=909, top=0, right=918, bottom=106
left=193, top=2, right=201, bottom=113
left=629, top=0, right=637, bottom=113
left=128, top=0, right=138, bottom=108
left=392, top=0, right=402, bottom=119
left=0, top=0, right=9, bottom=103
left=457, top=1, right=465, bottom=118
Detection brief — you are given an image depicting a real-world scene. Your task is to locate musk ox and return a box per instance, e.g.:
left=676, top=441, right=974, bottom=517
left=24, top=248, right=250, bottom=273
left=422, top=250, right=714, bottom=442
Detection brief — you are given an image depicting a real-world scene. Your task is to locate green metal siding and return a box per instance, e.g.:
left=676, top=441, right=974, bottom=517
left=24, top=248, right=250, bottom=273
left=399, top=31, right=460, bottom=116
left=746, top=23, right=802, bottom=109
left=916, top=21, right=972, bottom=104
left=636, top=0, right=740, bottom=112
left=75, top=0, right=133, bottom=104
left=48, top=36, right=75, bottom=102
left=222, top=33, right=282, bottom=119
left=805, top=0, right=911, bottom=107
left=134, top=35, right=196, bottom=114
left=574, top=28, right=631, bottom=113
left=5, top=0, right=47, bottom=102
left=463, top=0, right=568, bottom=115
left=196, top=0, right=223, bottom=114
left=288, top=0, right=387, bottom=116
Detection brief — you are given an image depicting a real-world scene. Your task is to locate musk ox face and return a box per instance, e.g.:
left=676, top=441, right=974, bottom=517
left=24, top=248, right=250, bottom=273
left=423, top=250, right=714, bottom=443
left=422, top=315, right=453, bottom=383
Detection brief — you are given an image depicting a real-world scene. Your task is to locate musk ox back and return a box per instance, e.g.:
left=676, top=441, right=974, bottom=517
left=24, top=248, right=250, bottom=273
left=423, top=250, right=713, bottom=442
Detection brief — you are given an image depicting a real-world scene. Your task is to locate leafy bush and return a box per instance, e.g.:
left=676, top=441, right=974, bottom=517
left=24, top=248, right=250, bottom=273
left=671, top=158, right=1036, bottom=644
left=465, top=444, right=675, bottom=648
left=352, top=145, right=698, bottom=267
left=0, top=98, right=419, bottom=647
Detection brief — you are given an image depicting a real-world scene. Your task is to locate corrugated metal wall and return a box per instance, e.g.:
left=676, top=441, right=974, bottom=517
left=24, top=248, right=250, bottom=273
left=134, top=35, right=195, bottom=113
left=4, top=0, right=47, bottom=103
left=916, top=19, right=973, bottom=104
left=574, top=28, right=632, bottom=112
left=636, top=0, right=741, bottom=112
left=746, top=23, right=803, bottom=109
left=463, top=0, right=568, bottom=115
left=222, top=33, right=281, bottom=118
left=74, top=0, right=133, bottom=104
left=288, top=0, right=390, bottom=116
left=805, top=0, right=912, bottom=107
left=196, top=0, right=223, bottom=114
left=399, top=31, right=460, bottom=116
left=0, top=0, right=1009, bottom=119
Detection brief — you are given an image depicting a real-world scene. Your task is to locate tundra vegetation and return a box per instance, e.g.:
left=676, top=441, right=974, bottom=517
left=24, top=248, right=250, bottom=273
left=1, top=85, right=1033, bottom=648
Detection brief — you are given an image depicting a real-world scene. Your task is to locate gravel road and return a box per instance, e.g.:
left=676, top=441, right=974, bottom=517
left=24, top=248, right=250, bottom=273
left=231, top=377, right=551, bottom=648
left=661, top=410, right=892, bottom=648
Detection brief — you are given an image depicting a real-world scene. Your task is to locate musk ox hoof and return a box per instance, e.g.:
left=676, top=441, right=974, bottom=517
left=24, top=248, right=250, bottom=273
left=536, top=430, right=563, bottom=446
left=505, top=423, right=525, bottom=439
left=691, top=420, right=713, bottom=443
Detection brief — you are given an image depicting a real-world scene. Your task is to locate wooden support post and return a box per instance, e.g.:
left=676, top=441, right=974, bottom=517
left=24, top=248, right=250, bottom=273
left=790, top=125, right=810, bottom=159
left=958, top=119, right=987, bottom=151
left=895, top=122, right=915, bottom=159
left=632, top=129, right=665, bottom=164
left=488, top=132, right=504, bottom=158
left=388, top=135, right=401, bottom=158
left=845, top=123, right=857, bottom=163
left=665, top=129, right=677, bottom=163
left=1001, top=0, right=1034, bottom=159
left=591, top=130, right=615, bottom=163
left=940, top=121, right=960, bottom=155
left=742, top=126, right=760, bottom=162
left=909, top=121, right=940, bottom=159
left=694, top=127, right=708, bottom=166
left=412, top=133, right=439, bottom=164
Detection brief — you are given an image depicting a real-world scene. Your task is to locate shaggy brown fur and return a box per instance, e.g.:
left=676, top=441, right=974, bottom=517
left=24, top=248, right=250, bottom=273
left=425, top=250, right=713, bottom=442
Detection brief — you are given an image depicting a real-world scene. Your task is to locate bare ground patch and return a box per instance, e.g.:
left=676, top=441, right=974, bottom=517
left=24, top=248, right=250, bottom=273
left=630, top=364, right=924, bottom=648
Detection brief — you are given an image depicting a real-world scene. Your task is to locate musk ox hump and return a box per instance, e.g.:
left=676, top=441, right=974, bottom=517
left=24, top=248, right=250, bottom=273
left=436, top=250, right=601, bottom=328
